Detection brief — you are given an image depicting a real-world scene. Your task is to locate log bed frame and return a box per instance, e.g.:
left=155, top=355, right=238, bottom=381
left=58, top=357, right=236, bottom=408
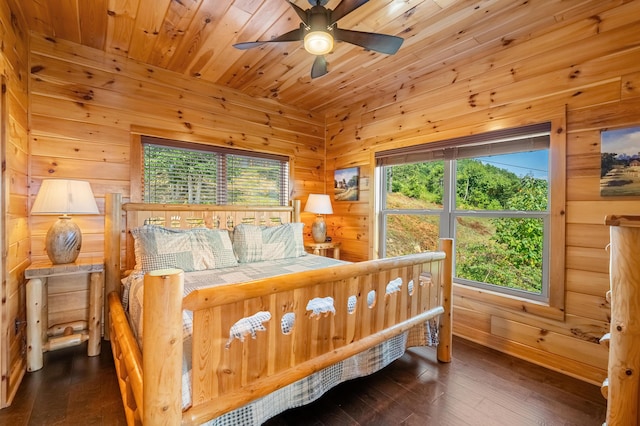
left=104, top=193, right=453, bottom=425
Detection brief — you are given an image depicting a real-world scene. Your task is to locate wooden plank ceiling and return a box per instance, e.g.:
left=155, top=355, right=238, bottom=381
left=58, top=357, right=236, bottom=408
left=17, top=0, right=606, bottom=114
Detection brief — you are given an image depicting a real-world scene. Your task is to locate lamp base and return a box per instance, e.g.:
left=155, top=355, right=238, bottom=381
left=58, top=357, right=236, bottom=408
left=45, top=216, right=82, bottom=264
left=311, top=215, right=327, bottom=243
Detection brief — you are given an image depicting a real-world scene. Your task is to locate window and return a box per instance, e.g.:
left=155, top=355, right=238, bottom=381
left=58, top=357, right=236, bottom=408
left=140, top=136, right=289, bottom=206
left=376, top=123, right=563, bottom=305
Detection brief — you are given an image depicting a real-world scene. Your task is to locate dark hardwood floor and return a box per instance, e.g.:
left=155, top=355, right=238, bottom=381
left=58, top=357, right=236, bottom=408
left=0, top=336, right=606, bottom=425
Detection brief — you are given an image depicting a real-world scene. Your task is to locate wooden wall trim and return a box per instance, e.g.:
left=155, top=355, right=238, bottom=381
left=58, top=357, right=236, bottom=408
left=129, top=133, right=142, bottom=203
left=548, top=112, right=567, bottom=312
left=0, top=68, right=7, bottom=410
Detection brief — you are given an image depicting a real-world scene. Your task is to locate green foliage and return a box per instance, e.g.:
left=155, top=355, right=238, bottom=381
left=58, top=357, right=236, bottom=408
left=456, top=159, right=518, bottom=209
left=492, top=176, right=547, bottom=271
left=388, top=162, right=444, bottom=204
left=456, top=241, right=542, bottom=293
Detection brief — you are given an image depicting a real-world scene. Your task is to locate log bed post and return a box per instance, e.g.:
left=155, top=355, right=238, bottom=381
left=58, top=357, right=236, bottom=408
left=437, top=238, right=453, bottom=363
left=292, top=199, right=300, bottom=222
left=105, top=192, right=122, bottom=341
left=605, top=215, right=640, bottom=425
left=143, top=268, right=184, bottom=425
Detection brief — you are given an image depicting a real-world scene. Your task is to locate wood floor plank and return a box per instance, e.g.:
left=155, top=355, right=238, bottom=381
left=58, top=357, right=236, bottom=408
left=0, top=336, right=606, bottom=425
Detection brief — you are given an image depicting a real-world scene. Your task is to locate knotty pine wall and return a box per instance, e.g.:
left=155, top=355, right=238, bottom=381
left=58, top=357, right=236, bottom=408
left=325, top=1, right=640, bottom=385
left=27, top=35, right=326, bottom=263
left=0, top=0, right=29, bottom=407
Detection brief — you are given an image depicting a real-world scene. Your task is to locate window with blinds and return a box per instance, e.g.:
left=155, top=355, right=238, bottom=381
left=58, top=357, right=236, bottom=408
left=142, top=136, right=289, bottom=206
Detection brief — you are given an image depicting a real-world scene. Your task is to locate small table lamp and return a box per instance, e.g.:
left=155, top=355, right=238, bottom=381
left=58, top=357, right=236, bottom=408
left=31, top=179, right=100, bottom=264
left=304, top=194, right=333, bottom=243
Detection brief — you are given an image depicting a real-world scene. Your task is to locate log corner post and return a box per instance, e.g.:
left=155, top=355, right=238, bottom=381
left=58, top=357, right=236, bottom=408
left=437, top=238, right=453, bottom=363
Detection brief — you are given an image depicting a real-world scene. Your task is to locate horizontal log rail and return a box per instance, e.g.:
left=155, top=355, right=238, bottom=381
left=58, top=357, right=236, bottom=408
left=123, top=203, right=297, bottom=214
left=108, top=292, right=143, bottom=425
left=183, top=251, right=446, bottom=311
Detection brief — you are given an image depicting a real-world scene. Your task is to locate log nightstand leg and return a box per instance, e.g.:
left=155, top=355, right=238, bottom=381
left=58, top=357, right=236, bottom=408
left=88, top=271, right=104, bottom=356
left=26, top=278, right=45, bottom=372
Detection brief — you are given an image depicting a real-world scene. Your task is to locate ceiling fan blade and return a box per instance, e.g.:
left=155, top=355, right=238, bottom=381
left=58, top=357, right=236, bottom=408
left=311, top=55, right=328, bottom=79
left=233, top=26, right=305, bottom=50
left=334, top=27, right=403, bottom=54
left=330, top=0, right=369, bottom=24
left=287, top=0, right=309, bottom=24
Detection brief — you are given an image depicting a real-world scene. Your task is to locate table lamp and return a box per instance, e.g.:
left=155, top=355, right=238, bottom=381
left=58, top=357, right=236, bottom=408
left=31, top=179, right=100, bottom=264
left=304, top=194, right=333, bottom=243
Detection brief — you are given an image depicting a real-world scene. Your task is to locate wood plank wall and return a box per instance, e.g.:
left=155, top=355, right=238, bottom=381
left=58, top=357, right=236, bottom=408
left=325, top=1, right=640, bottom=384
left=0, top=0, right=29, bottom=408
left=26, top=35, right=326, bottom=263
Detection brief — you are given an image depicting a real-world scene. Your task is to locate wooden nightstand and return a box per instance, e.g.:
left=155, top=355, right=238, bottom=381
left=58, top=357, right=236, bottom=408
left=25, top=258, right=104, bottom=372
left=305, top=241, right=341, bottom=260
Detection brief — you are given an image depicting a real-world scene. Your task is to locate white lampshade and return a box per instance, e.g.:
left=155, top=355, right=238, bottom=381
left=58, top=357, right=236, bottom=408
left=304, top=194, right=333, bottom=215
left=31, top=179, right=100, bottom=215
left=304, top=31, right=334, bottom=55
left=31, top=179, right=99, bottom=264
left=304, top=194, right=333, bottom=243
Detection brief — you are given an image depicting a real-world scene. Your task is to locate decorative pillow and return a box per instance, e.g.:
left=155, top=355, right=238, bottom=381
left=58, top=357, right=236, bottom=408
left=130, top=225, right=237, bottom=272
left=233, top=223, right=306, bottom=263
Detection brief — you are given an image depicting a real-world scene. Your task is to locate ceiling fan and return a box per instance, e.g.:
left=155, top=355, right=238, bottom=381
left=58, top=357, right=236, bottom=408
left=233, top=0, right=404, bottom=79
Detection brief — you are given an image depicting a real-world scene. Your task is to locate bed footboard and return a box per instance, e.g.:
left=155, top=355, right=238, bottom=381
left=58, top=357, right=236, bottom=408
left=108, top=240, right=453, bottom=425
left=104, top=194, right=453, bottom=425
left=189, top=241, right=450, bottom=424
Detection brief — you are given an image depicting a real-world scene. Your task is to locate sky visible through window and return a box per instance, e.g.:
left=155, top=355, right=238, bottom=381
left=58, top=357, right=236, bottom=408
left=479, top=150, right=549, bottom=180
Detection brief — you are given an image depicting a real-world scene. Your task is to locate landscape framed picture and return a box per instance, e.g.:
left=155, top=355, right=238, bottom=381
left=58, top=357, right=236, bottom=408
left=334, top=167, right=359, bottom=201
left=600, top=126, right=640, bottom=197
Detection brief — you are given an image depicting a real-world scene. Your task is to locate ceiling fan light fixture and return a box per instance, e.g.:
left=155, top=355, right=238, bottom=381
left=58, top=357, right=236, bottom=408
left=304, top=30, right=333, bottom=55
left=234, top=0, right=403, bottom=77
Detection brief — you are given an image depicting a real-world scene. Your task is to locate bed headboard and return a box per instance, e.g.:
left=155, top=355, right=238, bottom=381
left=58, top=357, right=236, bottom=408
left=103, top=193, right=301, bottom=336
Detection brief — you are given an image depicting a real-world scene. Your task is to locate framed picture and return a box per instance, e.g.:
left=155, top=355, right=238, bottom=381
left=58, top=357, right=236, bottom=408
left=601, top=126, right=640, bottom=197
left=334, top=167, right=359, bottom=201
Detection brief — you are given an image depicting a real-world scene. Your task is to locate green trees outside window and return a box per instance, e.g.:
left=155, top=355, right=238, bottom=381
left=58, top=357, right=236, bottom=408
left=381, top=150, right=549, bottom=298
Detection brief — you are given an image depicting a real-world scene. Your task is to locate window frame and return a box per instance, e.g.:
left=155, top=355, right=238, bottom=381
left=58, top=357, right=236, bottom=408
left=373, top=119, right=566, bottom=320
left=130, top=132, right=292, bottom=207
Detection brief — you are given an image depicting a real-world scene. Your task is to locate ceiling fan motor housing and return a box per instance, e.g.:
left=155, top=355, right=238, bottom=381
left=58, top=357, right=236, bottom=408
left=307, top=4, right=332, bottom=32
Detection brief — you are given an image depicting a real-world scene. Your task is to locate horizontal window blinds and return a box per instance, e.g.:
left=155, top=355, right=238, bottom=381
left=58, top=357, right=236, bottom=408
left=142, top=136, right=289, bottom=206
left=144, top=144, right=219, bottom=204
left=376, top=122, right=551, bottom=166
left=224, top=153, right=289, bottom=205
